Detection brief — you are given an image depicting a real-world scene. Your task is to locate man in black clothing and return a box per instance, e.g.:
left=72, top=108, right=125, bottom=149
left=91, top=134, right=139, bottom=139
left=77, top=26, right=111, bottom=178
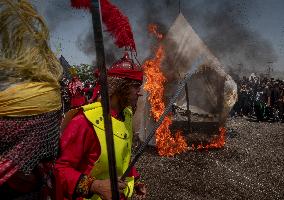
left=271, top=82, right=281, bottom=121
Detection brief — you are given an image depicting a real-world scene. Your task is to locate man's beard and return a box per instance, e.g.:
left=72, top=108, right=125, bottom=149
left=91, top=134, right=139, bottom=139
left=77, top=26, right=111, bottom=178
left=131, top=103, right=137, bottom=113
left=118, top=97, right=137, bottom=114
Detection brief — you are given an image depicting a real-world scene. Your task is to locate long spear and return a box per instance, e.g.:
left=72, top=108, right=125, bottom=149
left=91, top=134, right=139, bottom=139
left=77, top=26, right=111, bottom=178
left=71, top=0, right=120, bottom=199
left=90, top=1, right=119, bottom=199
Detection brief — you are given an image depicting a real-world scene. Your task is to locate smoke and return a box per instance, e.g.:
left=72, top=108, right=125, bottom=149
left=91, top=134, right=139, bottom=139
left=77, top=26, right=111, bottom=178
left=199, top=1, right=278, bottom=75
left=74, top=0, right=180, bottom=66
left=30, top=0, right=86, bottom=32
left=138, top=0, right=278, bottom=76
left=150, top=0, right=274, bottom=76
left=76, top=27, right=124, bottom=66
left=34, top=0, right=278, bottom=76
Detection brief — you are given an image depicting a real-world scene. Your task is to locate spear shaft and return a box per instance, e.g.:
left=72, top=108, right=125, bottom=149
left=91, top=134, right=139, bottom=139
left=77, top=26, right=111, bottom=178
left=90, top=1, right=119, bottom=199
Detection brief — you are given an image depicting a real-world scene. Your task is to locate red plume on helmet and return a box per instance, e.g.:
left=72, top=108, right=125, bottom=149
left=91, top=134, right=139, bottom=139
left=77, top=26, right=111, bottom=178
left=71, top=0, right=136, bottom=51
left=71, top=0, right=91, bottom=8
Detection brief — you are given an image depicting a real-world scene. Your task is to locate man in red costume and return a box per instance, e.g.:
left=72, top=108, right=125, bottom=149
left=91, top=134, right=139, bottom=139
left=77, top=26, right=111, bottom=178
left=55, top=53, right=146, bottom=200
left=68, top=72, right=86, bottom=108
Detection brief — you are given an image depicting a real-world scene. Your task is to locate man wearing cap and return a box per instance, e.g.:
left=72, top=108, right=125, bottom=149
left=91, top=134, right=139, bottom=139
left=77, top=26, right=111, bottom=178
left=54, top=53, right=146, bottom=200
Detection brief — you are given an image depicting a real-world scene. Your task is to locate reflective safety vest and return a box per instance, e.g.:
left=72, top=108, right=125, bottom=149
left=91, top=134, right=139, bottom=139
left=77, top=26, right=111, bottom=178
left=82, top=102, right=134, bottom=200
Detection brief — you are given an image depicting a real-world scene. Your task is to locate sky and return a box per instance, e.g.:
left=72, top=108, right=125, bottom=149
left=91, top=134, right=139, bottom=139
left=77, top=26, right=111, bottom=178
left=29, top=0, right=284, bottom=74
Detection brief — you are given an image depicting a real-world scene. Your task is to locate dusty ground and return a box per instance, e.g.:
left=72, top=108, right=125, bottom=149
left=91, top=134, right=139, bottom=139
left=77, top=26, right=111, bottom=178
left=132, top=117, right=284, bottom=200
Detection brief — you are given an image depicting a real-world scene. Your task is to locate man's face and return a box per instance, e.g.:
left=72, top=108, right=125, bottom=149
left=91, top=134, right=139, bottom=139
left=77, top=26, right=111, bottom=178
left=125, top=83, right=142, bottom=112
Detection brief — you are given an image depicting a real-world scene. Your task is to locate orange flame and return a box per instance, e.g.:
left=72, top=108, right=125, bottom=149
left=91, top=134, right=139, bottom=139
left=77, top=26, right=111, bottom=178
left=143, top=24, right=188, bottom=156
left=148, top=24, right=163, bottom=40
left=191, top=127, right=227, bottom=151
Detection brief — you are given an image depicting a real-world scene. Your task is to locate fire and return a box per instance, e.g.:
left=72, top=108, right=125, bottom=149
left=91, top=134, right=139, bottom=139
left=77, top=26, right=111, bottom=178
left=191, top=127, right=227, bottom=151
left=143, top=24, right=188, bottom=156
left=143, top=24, right=227, bottom=155
left=148, top=24, right=163, bottom=40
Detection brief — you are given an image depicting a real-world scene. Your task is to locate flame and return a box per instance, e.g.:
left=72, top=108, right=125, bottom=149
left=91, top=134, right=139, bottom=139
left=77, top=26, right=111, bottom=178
left=143, top=24, right=188, bottom=156
left=191, top=127, right=227, bottom=151
left=148, top=24, right=163, bottom=40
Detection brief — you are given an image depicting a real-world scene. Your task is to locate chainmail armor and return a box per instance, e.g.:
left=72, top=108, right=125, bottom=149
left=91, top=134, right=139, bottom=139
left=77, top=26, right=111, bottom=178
left=0, top=110, right=61, bottom=175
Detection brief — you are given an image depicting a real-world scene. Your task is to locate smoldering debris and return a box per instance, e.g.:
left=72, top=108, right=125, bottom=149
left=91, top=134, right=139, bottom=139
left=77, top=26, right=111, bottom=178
left=133, top=117, right=284, bottom=200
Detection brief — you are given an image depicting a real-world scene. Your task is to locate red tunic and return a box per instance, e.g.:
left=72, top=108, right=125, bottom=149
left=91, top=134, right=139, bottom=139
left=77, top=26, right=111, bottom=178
left=68, top=77, right=86, bottom=108
left=54, top=110, right=139, bottom=200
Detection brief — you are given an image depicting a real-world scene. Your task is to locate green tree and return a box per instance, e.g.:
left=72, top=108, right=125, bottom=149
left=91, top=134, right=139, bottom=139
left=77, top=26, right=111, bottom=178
left=73, top=64, right=95, bottom=83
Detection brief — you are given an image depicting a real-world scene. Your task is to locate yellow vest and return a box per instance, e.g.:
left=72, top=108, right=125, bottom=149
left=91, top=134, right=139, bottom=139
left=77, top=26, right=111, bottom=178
left=82, top=102, right=134, bottom=200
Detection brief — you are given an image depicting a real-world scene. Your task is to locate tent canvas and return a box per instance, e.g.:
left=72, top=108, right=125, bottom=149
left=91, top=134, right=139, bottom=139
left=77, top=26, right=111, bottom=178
left=136, top=13, right=237, bottom=145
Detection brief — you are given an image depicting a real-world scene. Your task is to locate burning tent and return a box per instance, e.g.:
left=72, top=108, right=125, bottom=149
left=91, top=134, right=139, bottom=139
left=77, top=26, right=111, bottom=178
left=136, top=13, right=237, bottom=152
left=163, top=14, right=237, bottom=124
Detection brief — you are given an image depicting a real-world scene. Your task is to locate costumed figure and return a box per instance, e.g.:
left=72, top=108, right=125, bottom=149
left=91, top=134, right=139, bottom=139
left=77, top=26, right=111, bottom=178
left=68, top=68, right=86, bottom=108
left=0, top=0, right=63, bottom=199
left=54, top=53, right=146, bottom=200
left=83, top=80, right=93, bottom=102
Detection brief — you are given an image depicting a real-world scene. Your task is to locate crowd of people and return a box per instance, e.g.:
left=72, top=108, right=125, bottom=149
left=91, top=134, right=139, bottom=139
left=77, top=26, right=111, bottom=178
left=64, top=72, right=284, bottom=124
left=232, top=74, right=284, bottom=122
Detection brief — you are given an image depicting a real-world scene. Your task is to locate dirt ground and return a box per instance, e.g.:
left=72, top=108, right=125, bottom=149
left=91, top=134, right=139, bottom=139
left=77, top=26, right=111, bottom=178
left=132, top=117, right=284, bottom=200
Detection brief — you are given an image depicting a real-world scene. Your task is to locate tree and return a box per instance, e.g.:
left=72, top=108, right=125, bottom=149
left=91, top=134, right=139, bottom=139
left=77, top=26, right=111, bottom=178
left=73, top=64, right=95, bottom=83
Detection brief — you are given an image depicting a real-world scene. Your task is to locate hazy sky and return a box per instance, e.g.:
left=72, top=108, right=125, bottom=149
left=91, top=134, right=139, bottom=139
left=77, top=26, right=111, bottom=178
left=29, top=0, right=284, bottom=72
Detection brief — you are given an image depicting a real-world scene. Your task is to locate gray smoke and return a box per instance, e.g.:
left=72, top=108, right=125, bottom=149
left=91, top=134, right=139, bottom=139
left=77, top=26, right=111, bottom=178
left=74, top=0, right=180, bottom=65
left=142, top=0, right=278, bottom=76
left=153, top=1, right=277, bottom=75
left=30, top=0, right=279, bottom=76
left=76, top=27, right=123, bottom=66
left=30, top=0, right=86, bottom=31
left=199, top=1, right=278, bottom=75
left=77, top=0, right=278, bottom=76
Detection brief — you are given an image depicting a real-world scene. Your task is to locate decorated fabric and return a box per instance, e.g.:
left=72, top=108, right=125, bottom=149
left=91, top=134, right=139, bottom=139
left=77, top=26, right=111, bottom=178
left=61, top=77, right=72, bottom=113
left=0, top=82, right=61, bottom=117
left=75, top=175, right=95, bottom=198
